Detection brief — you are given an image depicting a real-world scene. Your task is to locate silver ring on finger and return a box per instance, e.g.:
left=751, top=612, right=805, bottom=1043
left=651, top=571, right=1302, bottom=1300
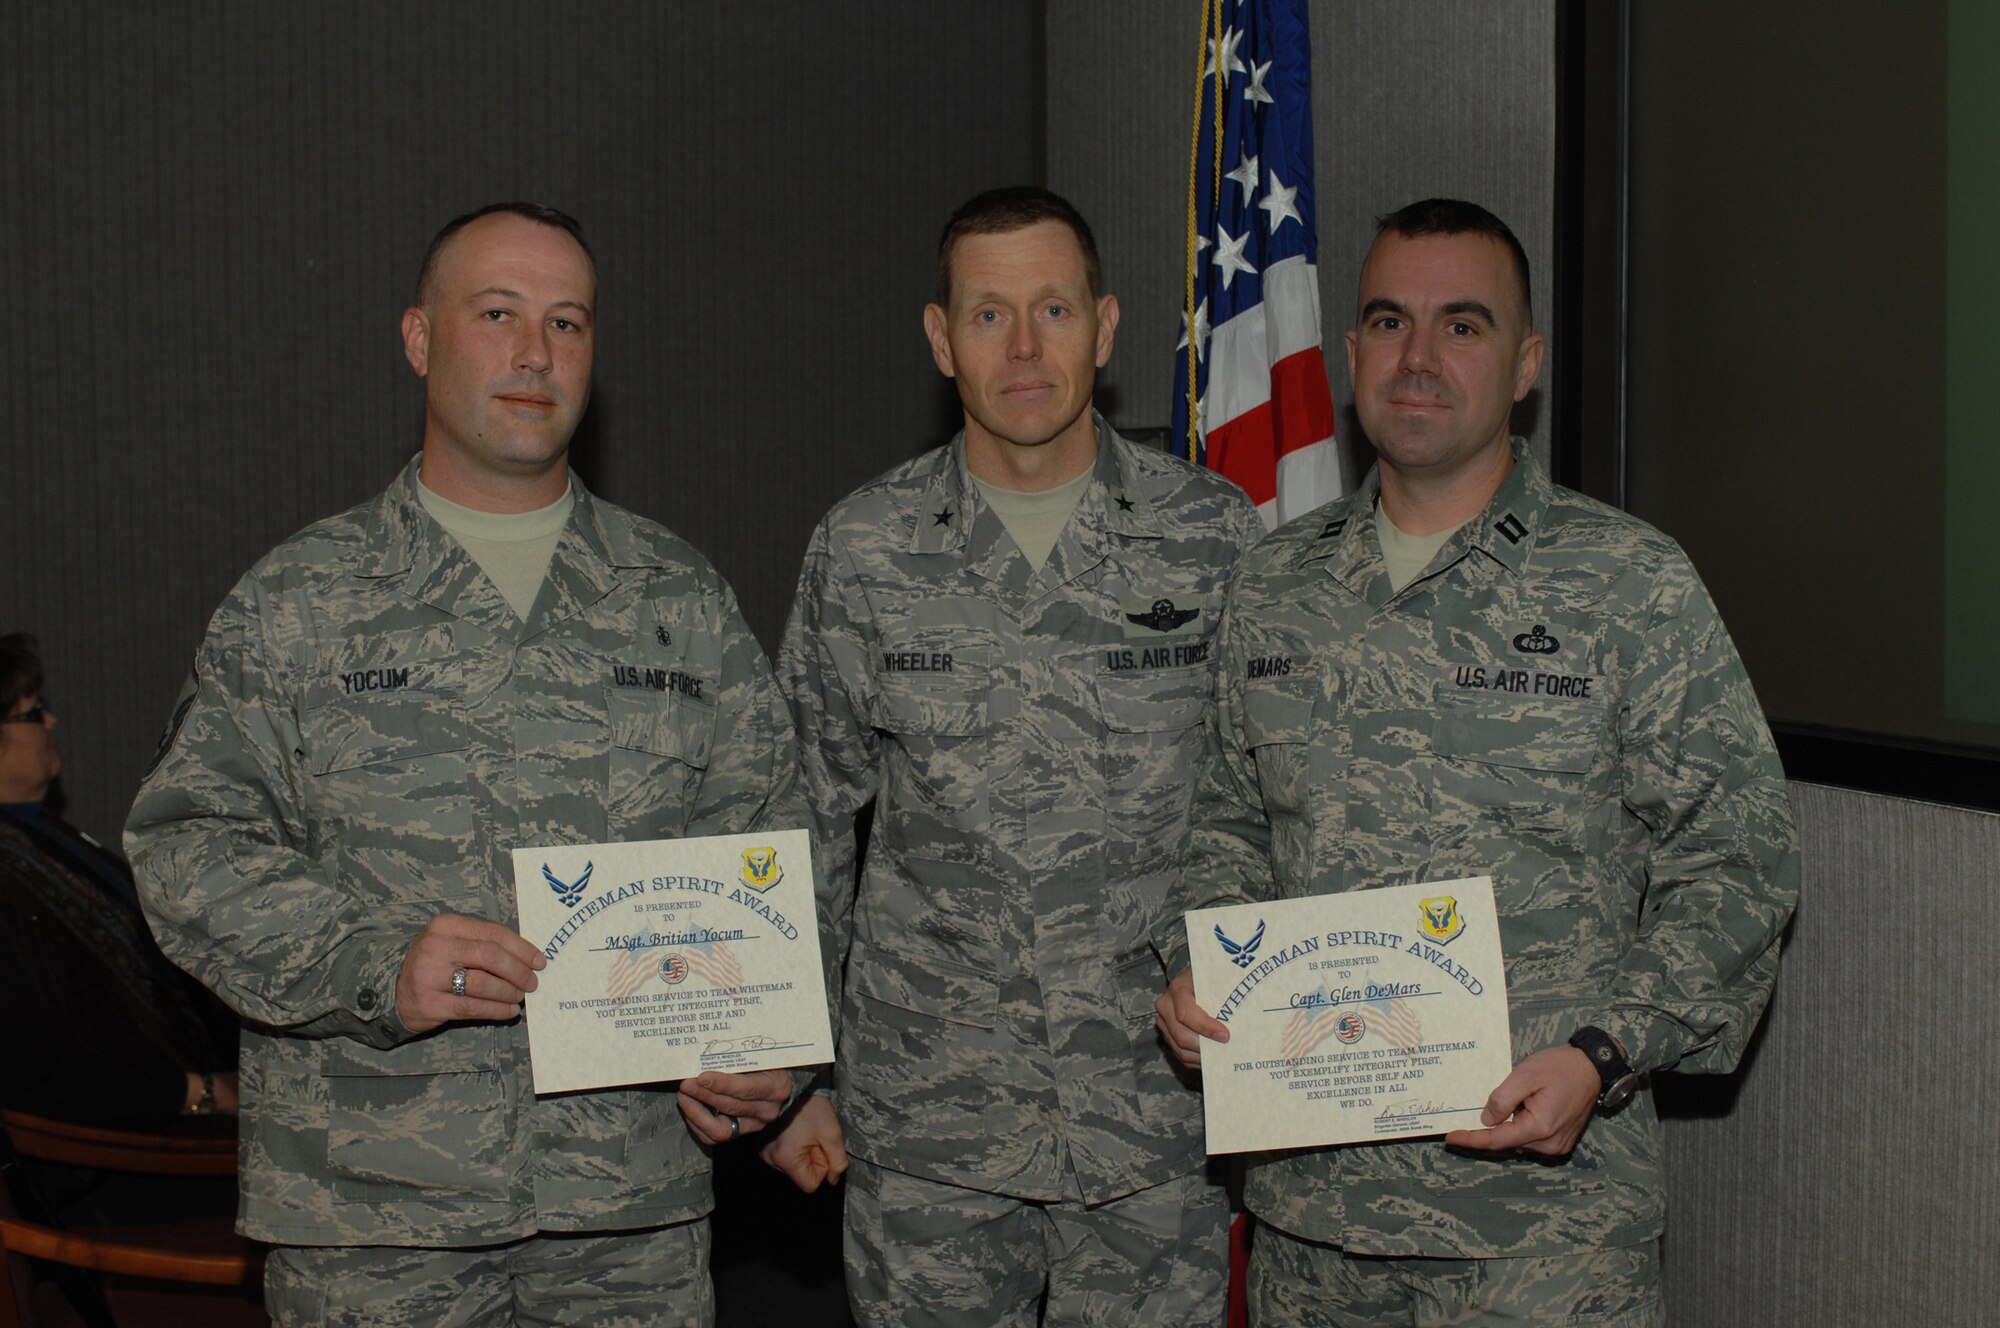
left=450, top=967, right=468, bottom=997
left=726, top=1114, right=741, bottom=1141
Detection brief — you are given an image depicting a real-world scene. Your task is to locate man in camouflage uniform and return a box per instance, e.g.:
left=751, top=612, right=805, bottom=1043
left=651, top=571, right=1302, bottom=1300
left=126, top=203, right=809, bottom=1326
left=761, top=187, right=1262, bottom=1326
left=1156, top=199, right=1800, bottom=1326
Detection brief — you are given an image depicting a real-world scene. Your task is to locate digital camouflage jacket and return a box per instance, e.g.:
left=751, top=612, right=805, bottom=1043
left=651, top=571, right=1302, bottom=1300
left=783, top=420, right=1262, bottom=1204
left=1160, top=444, right=1800, bottom=1258
left=127, top=459, right=810, bottom=1246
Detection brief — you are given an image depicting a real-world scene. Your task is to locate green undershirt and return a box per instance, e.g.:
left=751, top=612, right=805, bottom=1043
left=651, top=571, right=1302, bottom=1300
left=973, top=465, right=1095, bottom=572
left=416, top=476, right=574, bottom=620
left=1375, top=501, right=1465, bottom=593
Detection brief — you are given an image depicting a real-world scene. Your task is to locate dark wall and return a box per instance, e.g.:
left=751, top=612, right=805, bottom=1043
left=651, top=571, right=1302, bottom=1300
left=3, top=2, right=1035, bottom=847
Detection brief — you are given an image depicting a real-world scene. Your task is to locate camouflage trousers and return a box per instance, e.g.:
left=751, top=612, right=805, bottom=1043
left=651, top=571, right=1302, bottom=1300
left=844, top=1157, right=1228, bottom=1328
left=1249, top=1221, right=1665, bottom=1327
left=263, top=1221, right=713, bottom=1327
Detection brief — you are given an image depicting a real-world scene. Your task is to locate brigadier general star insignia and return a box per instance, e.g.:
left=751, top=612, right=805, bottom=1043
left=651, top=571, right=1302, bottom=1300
left=933, top=507, right=953, bottom=526
left=1127, top=598, right=1200, bottom=633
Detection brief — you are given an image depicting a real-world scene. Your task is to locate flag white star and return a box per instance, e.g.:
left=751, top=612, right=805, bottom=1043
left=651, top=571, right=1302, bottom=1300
left=1225, top=152, right=1260, bottom=200
left=1259, top=169, right=1302, bottom=233
left=1177, top=299, right=1212, bottom=360
left=1244, top=59, right=1274, bottom=105
left=1206, top=27, right=1246, bottom=81
left=1212, top=227, right=1257, bottom=290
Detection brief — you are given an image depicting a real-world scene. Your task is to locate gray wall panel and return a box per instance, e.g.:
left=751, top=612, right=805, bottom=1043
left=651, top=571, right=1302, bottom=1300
left=1661, top=784, right=1999, bottom=1324
left=1316, top=1, right=1555, bottom=475
left=3, top=2, right=1035, bottom=847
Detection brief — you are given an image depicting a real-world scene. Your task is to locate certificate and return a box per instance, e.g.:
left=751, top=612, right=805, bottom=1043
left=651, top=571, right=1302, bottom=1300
left=1185, top=876, right=1512, bottom=1153
left=512, top=828, right=832, bottom=1095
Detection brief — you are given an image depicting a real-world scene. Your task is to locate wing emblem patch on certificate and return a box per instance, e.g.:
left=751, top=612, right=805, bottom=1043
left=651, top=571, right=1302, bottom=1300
left=739, top=846, right=783, bottom=892
left=513, top=828, right=832, bottom=1095
left=1418, top=894, right=1464, bottom=943
left=1185, top=876, right=1513, bottom=1154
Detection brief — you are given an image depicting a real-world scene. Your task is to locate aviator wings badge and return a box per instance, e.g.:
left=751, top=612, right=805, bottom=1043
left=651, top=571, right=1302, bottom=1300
left=1127, top=598, right=1201, bottom=633
left=544, top=861, right=594, bottom=909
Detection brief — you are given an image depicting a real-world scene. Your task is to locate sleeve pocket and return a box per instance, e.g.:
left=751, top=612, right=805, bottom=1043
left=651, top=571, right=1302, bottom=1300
left=1242, top=683, right=1316, bottom=747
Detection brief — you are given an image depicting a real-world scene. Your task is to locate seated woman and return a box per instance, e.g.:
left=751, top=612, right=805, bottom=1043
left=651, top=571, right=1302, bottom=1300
left=0, top=632, right=241, bottom=1224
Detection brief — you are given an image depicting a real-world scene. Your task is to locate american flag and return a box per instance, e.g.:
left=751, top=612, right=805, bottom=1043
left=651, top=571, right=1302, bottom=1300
left=1172, top=0, right=1341, bottom=529
left=604, top=947, right=653, bottom=1000
left=1363, top=993, right=1424, bottom=1054
left=1277, top=984, right=1343, bottom=1062
left=684, top=940, right=742, bottom=994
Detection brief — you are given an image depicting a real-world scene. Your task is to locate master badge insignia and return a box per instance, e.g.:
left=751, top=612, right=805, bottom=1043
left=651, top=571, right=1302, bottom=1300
left=739, top=846, right=783, bottom=893
left=1418, top=896, right=1464, bottom=944
left=544, top=861, right=594, bottom=909
left=1513, top=624, right=1559, bottom=654
left=1127, top=598, right=1201, bottom=634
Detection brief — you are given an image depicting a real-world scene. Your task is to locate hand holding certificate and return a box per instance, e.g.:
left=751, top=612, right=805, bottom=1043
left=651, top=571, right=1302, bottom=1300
left=511, top=828, right=833, bottom=1095
left=1184, top=876, right=1512, bottom=1153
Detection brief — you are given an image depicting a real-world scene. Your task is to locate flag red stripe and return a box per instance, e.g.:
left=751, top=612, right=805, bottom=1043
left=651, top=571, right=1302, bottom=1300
left=1269, top=346, right=1335, bottom=459
left=1207, top=403, right=1279, bottom=506
left=1207, top=348, right=1336, bottom=508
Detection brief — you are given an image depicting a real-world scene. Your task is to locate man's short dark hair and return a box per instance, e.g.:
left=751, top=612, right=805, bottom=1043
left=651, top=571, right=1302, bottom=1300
left=1375, top=198, right=1533, bottom=323
left=936, top=187, right=1102, bottom=306
left=414, top=202, right=593, bottom=307
left=0, top=633, right=44, bottom=716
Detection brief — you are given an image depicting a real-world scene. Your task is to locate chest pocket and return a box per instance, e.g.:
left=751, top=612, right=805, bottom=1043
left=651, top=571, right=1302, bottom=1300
left=1096, top=661, right=1212, bottom=734
left=1430, top=687, right=1607, bottom=833
left=607, top=686, right=715, bottom=838
left=609, top=689, right=715, bottom=767
left=303, top=682, right=472, bottom=775
left=1097, top=662, right=1213, bottom=869
left=867, top=644, right=990, bottom=849
left=870, top=663, right=990, bottom=737
left=301, top=668, right=481, bottom=906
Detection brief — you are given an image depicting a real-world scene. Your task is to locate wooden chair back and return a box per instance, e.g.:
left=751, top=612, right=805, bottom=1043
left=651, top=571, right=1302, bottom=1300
left=0, top=1110, right=260, bottom=1328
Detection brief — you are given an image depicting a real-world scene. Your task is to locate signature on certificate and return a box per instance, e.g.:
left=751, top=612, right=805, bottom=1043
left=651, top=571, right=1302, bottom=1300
left=703, top=1035, right=781, bottom=1058
left=1375, top=1098, right=1451, bottom=1119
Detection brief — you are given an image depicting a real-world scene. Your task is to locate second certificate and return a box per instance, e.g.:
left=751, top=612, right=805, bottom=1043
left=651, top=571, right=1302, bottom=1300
left=1186, top=876, right=1513, bottom=1154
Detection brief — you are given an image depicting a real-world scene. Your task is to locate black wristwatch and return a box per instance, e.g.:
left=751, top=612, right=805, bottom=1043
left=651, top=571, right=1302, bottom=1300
left=1568, top=1026, right=1642, bottom=1111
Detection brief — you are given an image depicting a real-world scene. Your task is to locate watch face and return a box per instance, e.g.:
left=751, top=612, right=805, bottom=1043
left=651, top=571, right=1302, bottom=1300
left=1601, top=1072, right=1642, bottom=1111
